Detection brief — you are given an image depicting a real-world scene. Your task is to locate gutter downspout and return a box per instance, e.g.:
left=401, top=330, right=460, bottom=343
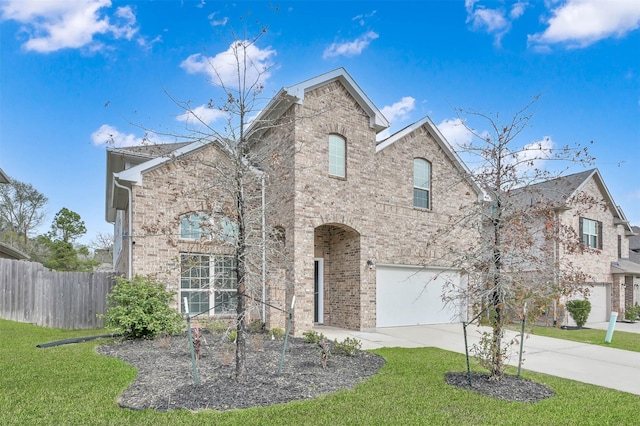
left=113, top=178, right=133, bottom=280
left=261, top=174, right=267, bottom=324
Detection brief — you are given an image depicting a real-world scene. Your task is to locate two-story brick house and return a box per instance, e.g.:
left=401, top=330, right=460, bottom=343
left=105, top=68, right=482, bottom=333
left=512, top=169, right=638, bottom=324
left=106, top=68, right=635, bottom=332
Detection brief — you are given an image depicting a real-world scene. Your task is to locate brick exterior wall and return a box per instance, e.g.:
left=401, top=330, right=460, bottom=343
left=253, top=80, right=478, bottom=334
left=556, top=177, right=634, bottom=318
left=111, top=72, right=634, bottom=334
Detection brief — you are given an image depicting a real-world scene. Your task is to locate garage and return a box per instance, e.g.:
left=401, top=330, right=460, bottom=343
left=376, top=264, right=466, bottom=327
left=586, top=283, right=610, bottom=323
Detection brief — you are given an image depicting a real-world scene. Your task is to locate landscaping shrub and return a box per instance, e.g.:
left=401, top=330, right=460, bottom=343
left=625, top=303, right=640, bottom=323
left=302, top=329, right=325, bottom=344
left=333, top=337, right=362, bottom=356
left=102, top=275, right=184, bottom=339
left=268, top=327, right=285, bottom=340
left=566, top=299, right=591, bottom=328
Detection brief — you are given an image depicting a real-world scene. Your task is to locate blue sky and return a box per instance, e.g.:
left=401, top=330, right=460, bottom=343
left=1, top=0, right=639, bottom=246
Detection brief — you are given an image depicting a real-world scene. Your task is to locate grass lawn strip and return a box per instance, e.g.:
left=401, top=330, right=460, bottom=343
left=1, top=319, right=639, bottom=425
left=530, top=326, right=640, bottom=352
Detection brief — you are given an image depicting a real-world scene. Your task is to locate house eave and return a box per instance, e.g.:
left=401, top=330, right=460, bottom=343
left=247, top=68, right=390, bottom=141
left=375, top=116, right=485, bottom=200
left=0, top=242, right=30, bottom=260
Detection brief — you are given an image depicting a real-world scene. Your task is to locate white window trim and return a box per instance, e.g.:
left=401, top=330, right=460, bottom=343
left=413, top=158, right=431, bottom=209
left=180, top=253, right=237, bottom=316
left=328, top=134, right=346, bottom=178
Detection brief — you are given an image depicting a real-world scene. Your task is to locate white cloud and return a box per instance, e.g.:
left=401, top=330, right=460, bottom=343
left=181, top=40, right=276, bottom=88
left=90, top=124, right=163, bottom=148
left=323, top=30, right=379, bottom=59
left=528, top=0, right=640, bottom=48
left=437, top=118, right=474, bottom=150
left=207, top=12, right=228, bottom=27
left=352, top=10, right=376, bottom=26
left=506, top=136, right=554, bottom=175
left=465, top=1, right=528, bottom=46
left=0, top=0, right=138, bottom=53
left=176, top=105, right=228, bottom=126
left=380, top=97, right=415, bottom=124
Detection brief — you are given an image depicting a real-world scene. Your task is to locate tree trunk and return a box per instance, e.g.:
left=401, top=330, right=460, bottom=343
left=235, top=162, right=247, bottom=381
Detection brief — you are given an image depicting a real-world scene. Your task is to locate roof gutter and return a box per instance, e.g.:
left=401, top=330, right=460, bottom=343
left=112, top=178, right=132, bottom=280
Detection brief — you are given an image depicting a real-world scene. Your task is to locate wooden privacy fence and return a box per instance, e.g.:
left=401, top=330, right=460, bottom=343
left=0, top=258, right=119, bottom=329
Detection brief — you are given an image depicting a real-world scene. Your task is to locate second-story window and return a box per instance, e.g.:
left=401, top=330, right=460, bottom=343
left=413, top=158, right=431, bottom=209
left=328, top=134, right=346, bottom=178
left=580, top=217, right=602, bottom=249
left=180, top=213, right=211, bottom=240
left=180, top=212, right=239, bottom=243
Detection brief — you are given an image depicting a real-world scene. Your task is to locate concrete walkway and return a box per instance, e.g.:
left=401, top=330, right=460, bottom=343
left=315, top=321, right=640, bottom=396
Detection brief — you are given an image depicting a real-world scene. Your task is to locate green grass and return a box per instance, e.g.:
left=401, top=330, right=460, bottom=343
left=530, top=326, right=640, bottom=352
left=1, top=319, right=639, bottom=425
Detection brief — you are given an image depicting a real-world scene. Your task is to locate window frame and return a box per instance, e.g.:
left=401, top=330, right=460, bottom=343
left=179, top=213, right=211, bottom=241
left=328, top=134, right=346, bottom=178
left=413, top=158, right=431, bottom=209
left=179, top=212, right=239, bottom=243
left=579, top=217, right=602, bottom=250
left=180, top=253, right=237, bottom=316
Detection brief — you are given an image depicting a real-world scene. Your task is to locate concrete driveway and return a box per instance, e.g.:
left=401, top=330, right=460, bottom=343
left=316, top=321, right=640, bottom=396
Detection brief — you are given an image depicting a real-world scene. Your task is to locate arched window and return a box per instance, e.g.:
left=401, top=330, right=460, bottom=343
left=180, top=213, right=210, bottom=240
left=180, top=212, right=238, bottom=242
left=328, top=134, right=346, bottom=177
left=413, top=158, right=431, bottom=209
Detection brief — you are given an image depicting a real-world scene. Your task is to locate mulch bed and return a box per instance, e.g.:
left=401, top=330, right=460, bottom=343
left=97, top=330, right=385, bottom=412
left=445, top=372, right=554, bottom=402
left=97, top=330, right=554, bottom=412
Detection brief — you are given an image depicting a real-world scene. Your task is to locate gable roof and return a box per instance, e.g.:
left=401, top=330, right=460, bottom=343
left=105, top=141, right=207, bottom=222
left=376, top=116, right=485, bottom=199
left=247, top=67, right=390, bottom=139
left=513, top=168, right=633, bottom=233
left=0, top=167, right=9, bottom=184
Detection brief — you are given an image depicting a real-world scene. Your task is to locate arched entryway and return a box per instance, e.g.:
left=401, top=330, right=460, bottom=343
left=314, top=223, right=361, bottom=330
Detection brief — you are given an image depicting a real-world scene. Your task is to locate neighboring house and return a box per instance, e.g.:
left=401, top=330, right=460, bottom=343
left=629, top=226, right=640, bottom=264
left=0, top=168, right=30, bottom=260
left=105, top=68, right=482, bottom=334
left=0, top=168, right=9, bottom=184
left=0, top=242, right=30, bottom=260
left=513, top=169, right=638, bottom=324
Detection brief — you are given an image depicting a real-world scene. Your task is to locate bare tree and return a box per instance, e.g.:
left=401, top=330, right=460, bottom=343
left=436, top=97, right=595, bottom=380
left=132, top=26, right=289, bottom=382
left=0, top=177, right=48, bottom=244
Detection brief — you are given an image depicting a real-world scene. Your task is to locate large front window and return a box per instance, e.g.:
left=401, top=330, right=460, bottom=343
left=180, top=254, right=237, bottom=315
left=413, top=158, right=431, bottom=209
left=580, top=217, right=601, bottom=249
left=329, top=134, right=346, bottom=177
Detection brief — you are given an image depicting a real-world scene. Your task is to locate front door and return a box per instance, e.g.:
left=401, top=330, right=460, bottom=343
left=314, top=258, right=324, bottom=323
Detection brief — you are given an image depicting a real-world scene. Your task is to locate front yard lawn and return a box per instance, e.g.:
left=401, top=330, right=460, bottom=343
left=531, top=326, right=640, bottom=352
left=1, top=319, right=639, bottom=425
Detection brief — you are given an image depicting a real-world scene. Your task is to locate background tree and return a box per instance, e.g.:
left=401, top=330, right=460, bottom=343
left=0, top=177, right=48, bottom=245
left=48, top=207, right=87, bottom=243
left=90, top=232, right=115, bottom=265
left=43, top=208, right=97, bottom=272
left=435, top=97, right=594, bottom=380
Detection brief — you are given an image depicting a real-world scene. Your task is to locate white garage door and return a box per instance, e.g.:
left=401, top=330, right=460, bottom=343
left=566, top=284, right=610, bottom=325
left=587, top=283, right=610, bottom=323
left=376, top=265, right=466, bottom=327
